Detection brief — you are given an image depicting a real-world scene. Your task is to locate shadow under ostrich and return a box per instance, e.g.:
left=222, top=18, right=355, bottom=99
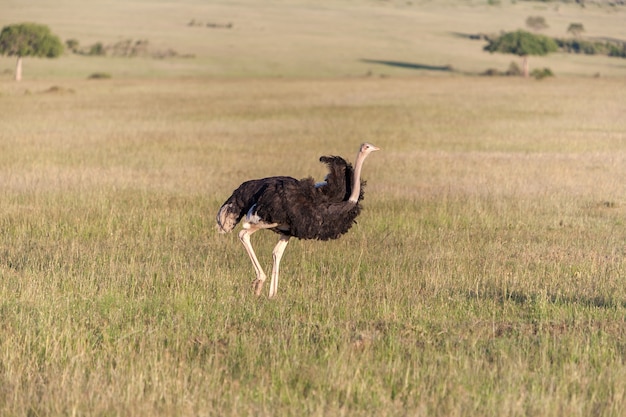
left=216, top=143, right=380, bottom=298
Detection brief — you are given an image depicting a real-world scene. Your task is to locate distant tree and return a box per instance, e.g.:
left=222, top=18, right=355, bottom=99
left=526, top=16, right=549, bottom=32
left=484, top=30, right=558, bottom=78
left=567, top=23, right=585, bottom=37
left=66, top=38, right=79, bottom=52
left=0, top=23, right=63, bottom=81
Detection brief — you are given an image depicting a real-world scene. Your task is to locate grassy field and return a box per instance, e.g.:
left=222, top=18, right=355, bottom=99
left=1, top=76, right=625, bottom=416
left=1, top=0, right=626, bottom=416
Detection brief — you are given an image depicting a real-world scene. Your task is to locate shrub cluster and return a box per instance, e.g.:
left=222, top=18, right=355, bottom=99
left=484, top=30, right=559, bottom=56
left=482, top=61, right=554, bottom=79
left=69, top=39, right=151, bottom=57
left=64, top=38, right=193, bottom=59
left=480, top=30, right=626, bottom=59
left=481, top=61, right=523, bottom=77
left=530, top=67, right=554, bottom=79
left=555, top=38, right=626, bottom=57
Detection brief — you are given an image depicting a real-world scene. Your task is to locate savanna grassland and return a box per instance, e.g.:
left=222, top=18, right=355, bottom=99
left=2, top=1, right=626, bottom=416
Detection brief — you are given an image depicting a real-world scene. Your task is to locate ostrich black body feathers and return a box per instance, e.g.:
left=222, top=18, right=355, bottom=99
left=217, top=156, right=365, bottom=240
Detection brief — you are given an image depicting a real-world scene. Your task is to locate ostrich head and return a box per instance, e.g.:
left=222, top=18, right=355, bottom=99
left=359, top=142, right=380, bottom=157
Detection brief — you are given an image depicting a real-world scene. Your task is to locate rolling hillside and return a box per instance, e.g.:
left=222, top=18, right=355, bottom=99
left=1, top=0, right=625, bottom=79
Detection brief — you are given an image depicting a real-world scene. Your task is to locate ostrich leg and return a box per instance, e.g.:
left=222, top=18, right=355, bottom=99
left=238, top=221, right=279, bottom=296
left=238, top=228, right=269, bottom=296
left=269, top=234, right=290, bottom=298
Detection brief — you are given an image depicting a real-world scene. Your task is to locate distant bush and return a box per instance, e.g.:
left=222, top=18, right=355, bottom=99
left=69, top=38, right=192, bottom=59
left=531, top=67, right=554, bottom=80
left=88, top=42, right=105, bottom=56
left=481, top=68, right=500, bottom=76
left=505, top=61, right=522, bottom=76
left=567, top=23, right=585, bottom=37
left=556, top=38, right=601, bottom=54
left=88, top=72, right=111, bottom=79
left=65, top=39, right=79, bottom=52
left=108, top=39, right=149, bottom=57
left=555, top=38, right=626, bottom=57
left=607, top=42, right=626, bottom=58
left=481, top=62, right=524, bottom=77
left=526, top=16, right=549, bottom=31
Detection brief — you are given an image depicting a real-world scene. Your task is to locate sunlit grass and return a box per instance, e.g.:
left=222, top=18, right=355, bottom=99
left=1, top=76, right=626, bottom=416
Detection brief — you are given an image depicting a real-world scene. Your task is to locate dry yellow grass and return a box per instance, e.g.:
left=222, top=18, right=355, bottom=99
left=1, top=75, right=626, bottom=415
left=1, top=1, right=626, bottom=415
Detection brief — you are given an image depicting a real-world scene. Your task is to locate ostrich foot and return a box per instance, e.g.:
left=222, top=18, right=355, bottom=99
left=253, top=279, right=265, bottom=296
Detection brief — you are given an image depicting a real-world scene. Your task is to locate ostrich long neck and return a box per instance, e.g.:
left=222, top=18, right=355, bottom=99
left=348, top=150, right=368, bottom=203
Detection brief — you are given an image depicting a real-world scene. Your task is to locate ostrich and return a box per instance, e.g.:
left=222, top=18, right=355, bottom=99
left=216, top=143, right=380, bottom=298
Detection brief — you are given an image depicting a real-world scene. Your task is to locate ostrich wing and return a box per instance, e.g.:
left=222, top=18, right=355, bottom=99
left=216, top=176, right=298, bottom=233
left=318, top=156, right=352, bottom=202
